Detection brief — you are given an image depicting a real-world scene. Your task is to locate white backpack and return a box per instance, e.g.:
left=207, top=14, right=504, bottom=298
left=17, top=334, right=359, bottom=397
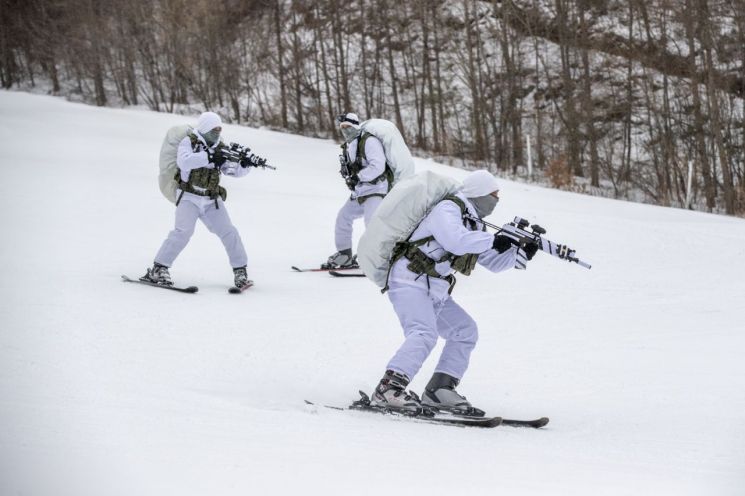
left=158, top=124, right=192, bottom=203
left=359, top=119, right=415, bottom=184
left=357, top=170, right=462, bottom=288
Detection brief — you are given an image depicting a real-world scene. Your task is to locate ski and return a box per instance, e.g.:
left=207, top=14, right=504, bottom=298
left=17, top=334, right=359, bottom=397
left=422, top=408, right=548, bottom=429
left=305, top=392, right=502, bottom=428
left=291, top=266, right=360, bottom=273
left=305, top=391, right=548, bottom=429
left=431, top=410, right=549, bottom=428
left=501, top=417, right=549, bottom=428
left=328, top=270, right=366, bottom=278
left=121, top=275, right=198, bottom=293
left=228, top=281, right=254, bottom=294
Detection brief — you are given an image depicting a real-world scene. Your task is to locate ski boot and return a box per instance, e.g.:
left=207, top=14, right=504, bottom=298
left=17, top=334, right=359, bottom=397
left=233, top=266, right=253, bottom=289
left=421, top=372, right=485, bottom=417
left=141, top=262, right=173, bottom=286
left=371, top=370, right=430, bottom=416
left=320, top=249, right=359, bottom=270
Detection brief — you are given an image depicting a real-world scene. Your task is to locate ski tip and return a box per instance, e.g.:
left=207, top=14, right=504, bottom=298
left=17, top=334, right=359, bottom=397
left=185, top=286, right=199, bottom=293
left=501, top=416, right=550, bottom=428
left=291, top=266, right=303, bottom=272
left=519, top=417, right=549, bottom=428
left=534, top=417, right=550, bottom=427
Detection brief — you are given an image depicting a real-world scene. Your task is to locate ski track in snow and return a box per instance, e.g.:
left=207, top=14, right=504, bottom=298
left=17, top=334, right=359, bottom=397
left=0, top=91, right=744, bottom=496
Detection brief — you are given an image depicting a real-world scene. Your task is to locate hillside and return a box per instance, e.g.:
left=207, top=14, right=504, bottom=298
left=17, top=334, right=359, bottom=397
left=0, top=91, right=743, bottom=495
left=3, top=1, right=744, bottom=214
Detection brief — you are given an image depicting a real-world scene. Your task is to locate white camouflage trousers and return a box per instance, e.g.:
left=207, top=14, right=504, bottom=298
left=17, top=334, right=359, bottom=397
left=385, top=285, right=479, bottom=381
left=154, top=192, right=248, bottom=269
left=334, top=195, right=383, bottom=251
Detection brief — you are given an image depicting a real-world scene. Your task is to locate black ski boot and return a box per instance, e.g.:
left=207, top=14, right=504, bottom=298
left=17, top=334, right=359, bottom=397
left=141, top=262, right=173, bottom=286
left=233, top=266, right=252, bottom=288
left=321, top=249, right=359, bottom=270
left=371, top=370, right=428, bottom=416
left=421, top=372, right=485, bottom=417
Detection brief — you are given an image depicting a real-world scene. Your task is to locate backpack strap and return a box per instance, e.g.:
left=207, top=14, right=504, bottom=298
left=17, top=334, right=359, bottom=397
left=361, top=133, right=394, bottom=188
left=348, top=133, right=394, bottom=191
left=442, top=195, right=482, bottom=230
left=381, top=196, right=481, bottom=294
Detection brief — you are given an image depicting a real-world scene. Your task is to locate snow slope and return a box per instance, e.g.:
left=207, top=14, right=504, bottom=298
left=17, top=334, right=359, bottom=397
left=0, top=91, right=743, bottom=496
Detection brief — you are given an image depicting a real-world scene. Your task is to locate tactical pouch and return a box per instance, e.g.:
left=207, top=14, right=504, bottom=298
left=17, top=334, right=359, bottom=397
left=450, top=253, right=479, bottom=276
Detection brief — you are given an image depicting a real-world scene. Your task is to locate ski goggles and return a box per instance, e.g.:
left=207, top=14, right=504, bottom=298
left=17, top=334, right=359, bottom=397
left=336, top=113, right=360, bottom=126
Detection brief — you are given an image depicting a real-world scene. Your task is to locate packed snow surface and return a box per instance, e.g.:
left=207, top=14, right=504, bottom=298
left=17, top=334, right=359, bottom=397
left=1, top=91, right=744, bottom=496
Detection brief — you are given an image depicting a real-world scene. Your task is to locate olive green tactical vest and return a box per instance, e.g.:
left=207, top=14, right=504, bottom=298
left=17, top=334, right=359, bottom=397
left=385, top=195, right=484, bottom=293
left=175, top=133, right=227, bottom=205
left=342, top=132, right=394, bottom=204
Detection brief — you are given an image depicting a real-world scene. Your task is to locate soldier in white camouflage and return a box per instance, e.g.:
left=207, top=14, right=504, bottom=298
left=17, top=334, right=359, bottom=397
left=322, top=112, right=393, bottom=270
left=371, top=170, right=537, bottom=416
left=143, top=112, right=251, bottom=289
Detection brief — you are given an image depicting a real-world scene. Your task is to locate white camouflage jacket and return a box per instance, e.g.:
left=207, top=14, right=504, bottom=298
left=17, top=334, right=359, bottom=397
left=388, top=192, right=518, bottom=300
left=344, top=134, right=389, bottom=200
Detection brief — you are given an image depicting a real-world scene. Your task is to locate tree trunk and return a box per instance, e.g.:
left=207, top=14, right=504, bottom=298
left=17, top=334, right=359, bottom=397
left=275, top=0, right=288, bottom=128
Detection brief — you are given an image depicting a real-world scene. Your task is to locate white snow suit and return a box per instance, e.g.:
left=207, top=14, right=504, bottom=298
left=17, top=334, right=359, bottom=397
left=154, top=134, right=250, bottom=269
left=385, top=193, right=518, bottom=381
left=334, top=134, right=388, bottom=251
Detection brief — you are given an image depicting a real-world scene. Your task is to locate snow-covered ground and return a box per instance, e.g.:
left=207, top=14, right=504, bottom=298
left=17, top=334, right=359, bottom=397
left=0, top=91, right=743, bottom=496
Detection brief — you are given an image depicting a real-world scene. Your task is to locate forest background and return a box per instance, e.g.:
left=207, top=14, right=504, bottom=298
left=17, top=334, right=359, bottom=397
left=2, top=0, right=744, bottom=216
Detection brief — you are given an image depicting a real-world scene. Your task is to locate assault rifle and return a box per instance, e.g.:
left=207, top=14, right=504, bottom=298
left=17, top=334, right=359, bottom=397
left=338, top=153, right=358, bottom=190
left=467, top=215, right=592, bottom=269
left=213, top=142, right=276, bottom=170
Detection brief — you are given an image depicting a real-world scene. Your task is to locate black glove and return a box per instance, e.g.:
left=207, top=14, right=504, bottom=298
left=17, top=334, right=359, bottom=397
left=211, top=149, right=227, bottom=167
left=522, top=240, right=539, bottom=260
left=493, top=234, right=516, bottom=254
left=345, top=175, right=359, bottom=190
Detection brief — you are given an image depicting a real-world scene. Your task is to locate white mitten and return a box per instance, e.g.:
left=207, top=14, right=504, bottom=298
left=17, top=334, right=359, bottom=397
left=221, top=161, right=240, bottom=176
